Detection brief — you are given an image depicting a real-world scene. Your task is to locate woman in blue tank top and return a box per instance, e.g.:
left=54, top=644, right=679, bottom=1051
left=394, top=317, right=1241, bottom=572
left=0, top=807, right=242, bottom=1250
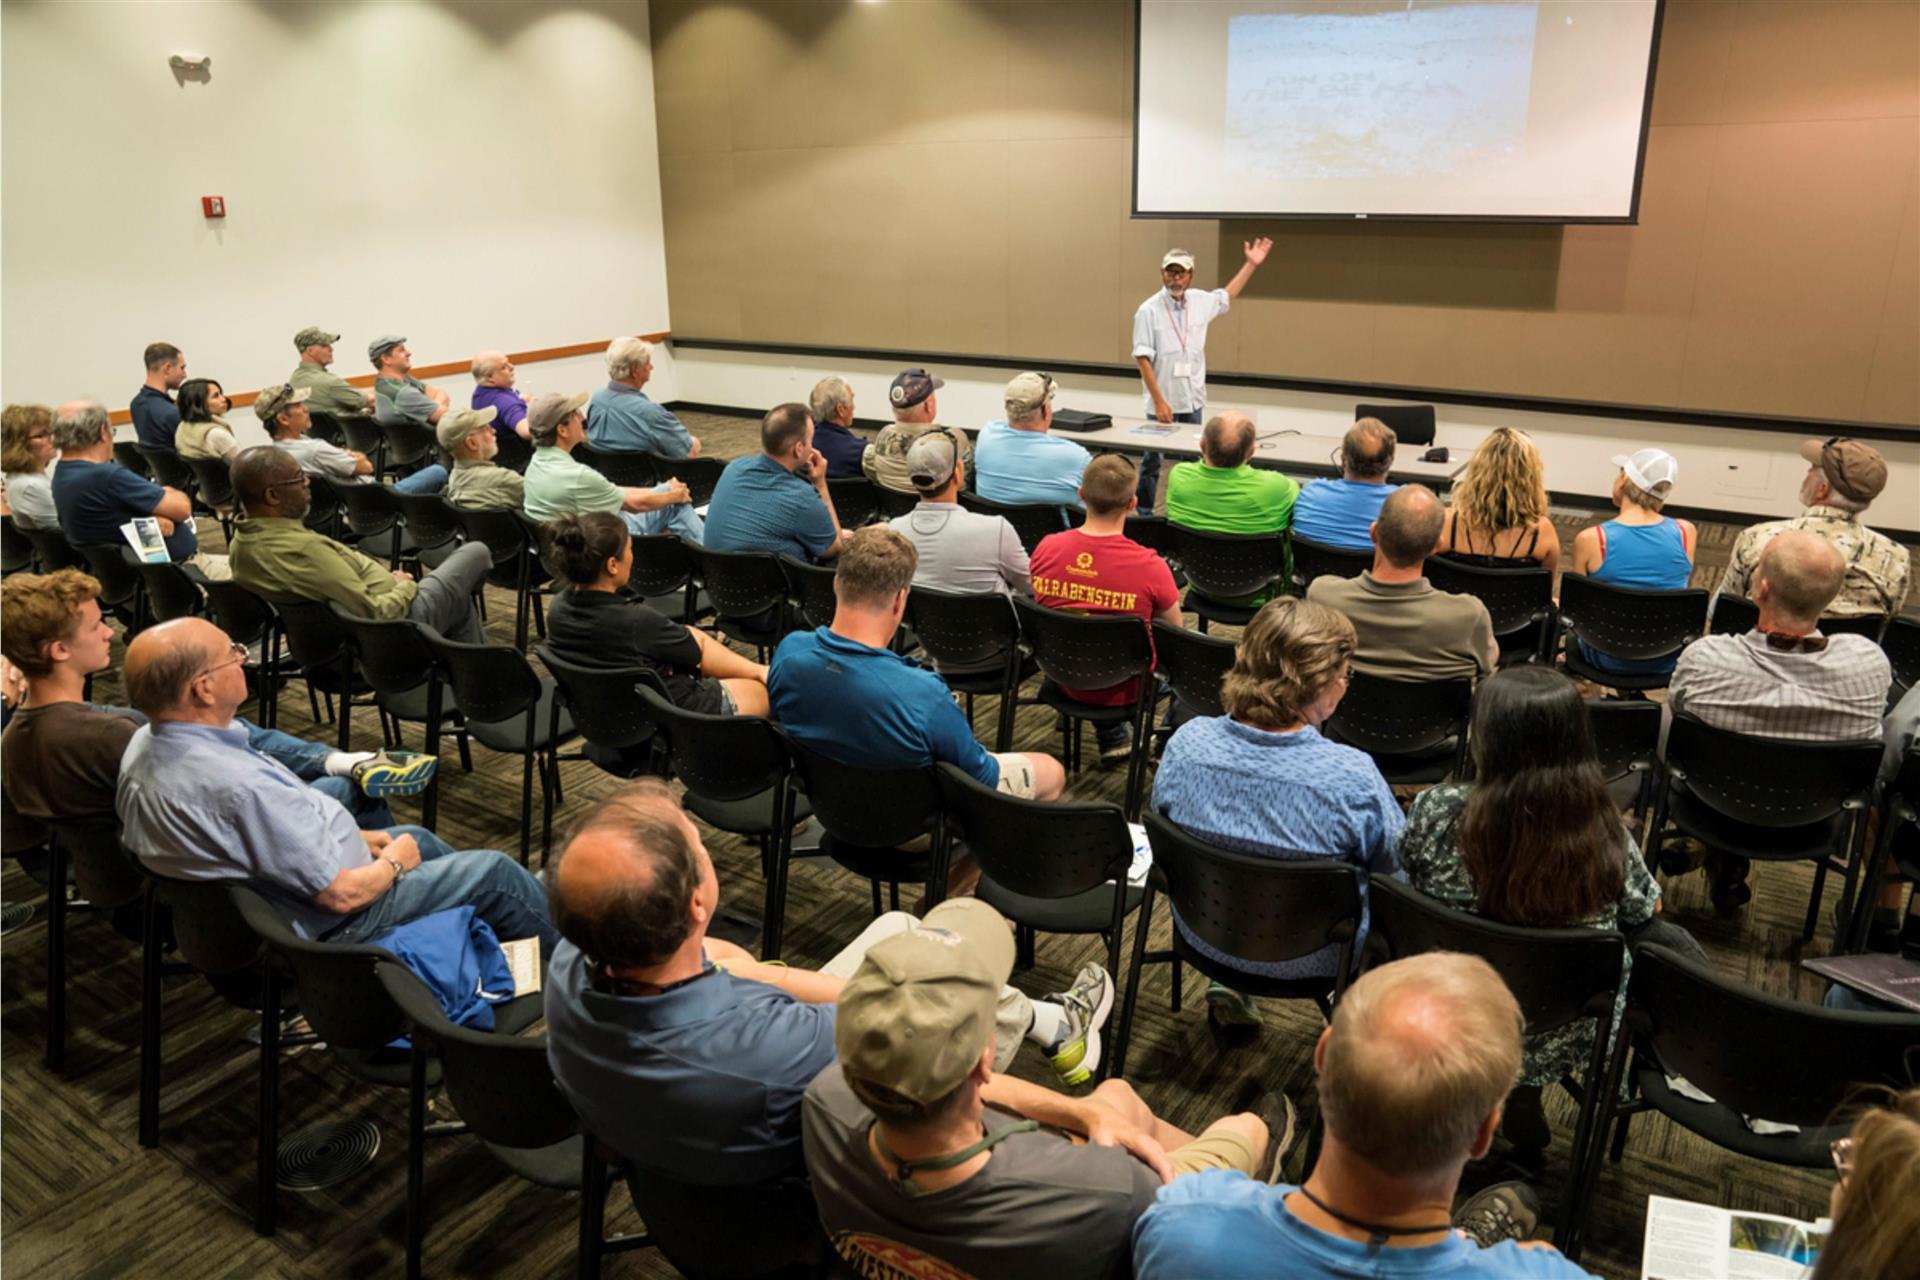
left=1568, top=449, right=1696, bottom=676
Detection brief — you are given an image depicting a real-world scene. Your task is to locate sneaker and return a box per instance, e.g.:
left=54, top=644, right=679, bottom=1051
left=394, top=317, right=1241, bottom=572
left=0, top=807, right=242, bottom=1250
left=351, top=749, right=439, bottom=798
left=1453, top=1180, right=1542, bottom=1247
left=1253, top=1092, right=1302, bottom=1184
left=1206, top=980, right=1263, bottom=1030
left=1045, top=963, right=1115, bottom=1087
left=1095, top=723, right=1134, bottom=767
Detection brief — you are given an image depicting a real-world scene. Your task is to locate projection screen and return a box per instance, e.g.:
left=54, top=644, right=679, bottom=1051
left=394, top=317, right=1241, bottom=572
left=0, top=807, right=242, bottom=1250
left=1133, top=0, right=1663, bottom=222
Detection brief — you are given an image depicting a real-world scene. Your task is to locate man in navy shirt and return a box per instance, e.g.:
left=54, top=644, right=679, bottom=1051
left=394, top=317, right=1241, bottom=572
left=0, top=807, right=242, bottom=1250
left=805, top=376, right=868, bottom=479
left=50, top=401, right=229, bottom=577
left=704, top=403, right=849, bottom=562
left=129, top=341, right=186, bottom=451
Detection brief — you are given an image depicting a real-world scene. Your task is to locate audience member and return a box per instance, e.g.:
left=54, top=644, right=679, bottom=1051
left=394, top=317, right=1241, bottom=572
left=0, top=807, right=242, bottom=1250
left=50, top=401, right=229, bottom=578
left=973, top=372, right=1092, bottom=510
left=173, top=378, right=239, bottom=462
left=546, top=782, right=1111, bottom=1186
left=523, top=392, right=702, bottom=541
left=705, top=402, right=846, bottom=561
left=130, top=342, right=186, bottom=451
left=1306, top=484, right=1496, bottom=682
left=1718, top=436, right=1909, bottom=620
left=257, top=383, right=450, bottom=494
left=1568, top=448, right=1696, bottom=678
left=1290, top=418, right=1399, bottom=552
left=770, top=525, right=1063, bottom=801
left=1, top=403, right=58, bottom=530
left=1134, top=954, right=1591, bottom=1275
left=117, top=618, right=555, bottom=953
left=805, top=893, right=1272, bottom=1280
left=1809, top=1088, right=1920, bottom=1280
left=439, top=407, right=525, bottom=511
left=369, top=335, right=450, bottom=427
left=1152, top=598, right=1401, bottom=1030
left=586, top=337, right=699, bottom=458
left=1165, top=410, right=1297, bottom=536
left=806, top=376, right=867, bottom=479
left=1671, top=529, right=1893, bottom=916
left=1398, top=667, right=1667, bottom=1160
left=289, top=326, right=375, bottom=419
left=863, top=367, right=961, bottom=496
left=469, top=350, right=530, bottom=442
left=1030, top=454, right=1181, bottom=763
left=228, top=446, right=490, bottom=642
left=888, top=431, right=1028, bottom=598
left=1436, top=425, right=1560, bottom=572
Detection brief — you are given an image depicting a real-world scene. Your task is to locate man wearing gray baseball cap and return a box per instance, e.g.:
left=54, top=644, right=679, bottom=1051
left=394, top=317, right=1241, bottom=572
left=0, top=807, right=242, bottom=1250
left=288, top=326, right=375, bottom=418
left=369, top=335, right=451, bottom=427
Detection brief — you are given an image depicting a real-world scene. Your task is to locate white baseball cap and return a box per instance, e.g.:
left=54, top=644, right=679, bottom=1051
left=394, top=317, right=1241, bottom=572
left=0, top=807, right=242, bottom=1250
left=1161, top=249, right=1195, bottom=271
left=1611, top=448, right=1678, bottom=492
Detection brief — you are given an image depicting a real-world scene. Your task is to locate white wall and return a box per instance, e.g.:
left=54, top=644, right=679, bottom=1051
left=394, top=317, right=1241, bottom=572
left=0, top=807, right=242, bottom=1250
left=1, top=0, right=670, bottom=413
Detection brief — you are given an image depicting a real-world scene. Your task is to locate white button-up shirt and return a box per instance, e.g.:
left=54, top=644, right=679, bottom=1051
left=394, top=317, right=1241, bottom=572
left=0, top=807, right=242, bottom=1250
left=1131, top=286, right=1230, bottom=416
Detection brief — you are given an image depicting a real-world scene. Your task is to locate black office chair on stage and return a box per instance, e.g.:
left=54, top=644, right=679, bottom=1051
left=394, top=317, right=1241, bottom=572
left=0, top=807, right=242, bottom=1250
left=1354, top=402, right=1435, bottom=446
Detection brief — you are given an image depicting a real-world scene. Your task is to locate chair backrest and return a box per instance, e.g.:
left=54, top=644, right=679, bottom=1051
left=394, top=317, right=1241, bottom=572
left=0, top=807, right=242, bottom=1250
left=937, top=763, right=1132, bottom=900
left=339, top=415, right=387, bottom=462
left=1355, top=402, right=1436, bottom=446
left=338, top=479, right=402, bottom=540
left=113, top=440, right=154, bottom=478
left=1123, top=514, right=1167, bottom=552
left=1709, top=592, right=1760, bottom=637
left=419, top=627, right=544, bottom=725
left=538, top=647, right=667, bottom=753
left=375, top=961, right=580, bottom=1151
left=1558, top=573, right=1708, bottom=663
left=905, top=586, right=1020, bottom=671
left=1163, top=523, right=1288, bottom=602
left=1626, top=943, right=1920, bottom=1127
left=329, top=605, right=437, bottom=697
left=637, top=684, right=791, bottom=803
left=493, top=431, right=533, bottom=474
left=273, top=598, right=354, bottom=675
left=75, top=543, right=144, bottom=608
left=1151, top=619, right=1235, bottom=720
left=623, top=1166, right=824, bottom=1279
left=1886, top=616, right=1920, bottom=697
left=1289, top=534, right=1372, bottom=591
left=1325, top=672, right=1472, bottom=758
left=875, top=486, right=919, bottom=520
left=303, top=472, right=349, bottom=535
left=1364, top=876, right=1624, bottom=1036
left=573, top=443, right=659, bottom=489
left=307, top=410, right=348, bottom=446
left=1663, top=711, right=1882, bottom=828
left=186, top=455, right=236, bottom=510
left=628, top=533, right=697, bottom=600
left=654, top=455, right=725, bottom=506
left=693, top=546, right=789, bottom=623
left=1822, top=613, right=1886, bottom=640
left=457, top=505, right=549, bottom=588
left=22, top=524, right=87, bottom=573
left=782, top=731, right=941, bottom=850
left=825, top=476, right=880, bottom=528
left=778, top=555, right=838, bottom=630
left=148, top=874, right=264, bottom=977
left=201, top=578, right=277, bottom=648
left=137, top=446, right=198, bottom=495
left=137, top=560, right=207, bottom=623
left=1144, top=809, right=1362, bottom=969
left=957, top=491, right=1070, bottom=554
left=231, top=886, right=411, bottom=1051
left=391, top=491, right=463, bottom=551
left=1, top=514, right=35, bottom=574
left=1012, top=597, right=1153, bottom=698
left=49, top=816, right=146, bottom=909
left=1424, top=556, right=1555, bottom=637
left=1584, top=698, right=1661, bottom=784
left=380, top=420, right=438, bottom=468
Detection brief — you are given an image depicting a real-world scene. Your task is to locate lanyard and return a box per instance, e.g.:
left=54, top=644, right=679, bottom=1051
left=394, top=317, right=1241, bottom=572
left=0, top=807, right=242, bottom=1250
left=873, top=1119, right=1040, bottom=1196
left=1161, top=292, right=1190, bottom=354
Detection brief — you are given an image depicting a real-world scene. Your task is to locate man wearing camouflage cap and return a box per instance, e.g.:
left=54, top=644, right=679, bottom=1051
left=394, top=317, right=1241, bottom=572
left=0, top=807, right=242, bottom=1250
left=369, top=335, right=450, bottom=427
left=1716, top=436, right=1910, bottom=620
left=255, top=383, right=448, bottom=495
left=802, top=896, right=1281, bottom=1280
left=288, top=326, right=375, bottom=418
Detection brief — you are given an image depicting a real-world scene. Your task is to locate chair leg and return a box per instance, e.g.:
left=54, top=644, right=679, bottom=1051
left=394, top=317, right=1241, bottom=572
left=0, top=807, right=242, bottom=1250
left=577, top=1141, right=608, bottom=1280
left=255, top=965, right=281, bottom=1237
left=888, top=880, right=901, bottom=911
left=540, top=752, right=558, bottom=866
left=138, top=884, right=163, bottom=1148
left=519, top=747, right=535, bottom=866
left=43, top=839, right=70, bottom=1074
left=1169, top=953, right=1183, bottom=1014
left=869, top=879, right=883, bottom=918
left=1112, top=891, right=1156, bottom=1080
left=1804, top=856, right=1830, bottom=943
left=405, top=1040, right=428, bottom=1280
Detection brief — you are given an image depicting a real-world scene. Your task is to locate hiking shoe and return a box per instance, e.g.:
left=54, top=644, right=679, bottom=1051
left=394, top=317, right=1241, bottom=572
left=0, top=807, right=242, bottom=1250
left=351, top=749, right=439, bottom=798
left=1095, top=723, right=1133, bottom=767
left=1045, top=963, right=1115, bottom=1087
left=1206, top=980, right=1263, bottom=1031
left=1253, top=1092, right=1302, bottom=1185
left=1453, top=1181, right=1542, bottom=1247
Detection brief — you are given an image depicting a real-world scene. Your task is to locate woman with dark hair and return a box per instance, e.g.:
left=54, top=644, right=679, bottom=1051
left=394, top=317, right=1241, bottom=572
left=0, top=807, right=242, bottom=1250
left=541, top=511, right=770, bottom=727
left=174, top=378, right=239, bottom=461
left=1397, top=665, right=1665, bottom=1158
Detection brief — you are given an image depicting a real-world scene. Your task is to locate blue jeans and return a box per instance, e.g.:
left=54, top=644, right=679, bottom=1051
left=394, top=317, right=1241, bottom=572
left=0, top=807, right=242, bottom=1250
left=624, top=487, right=705, bottom=543
left=240, top=719, right=394, bottom=829
left=324, top=825, right=559, bottom=959
left=393, top=464, right=449, bottom=496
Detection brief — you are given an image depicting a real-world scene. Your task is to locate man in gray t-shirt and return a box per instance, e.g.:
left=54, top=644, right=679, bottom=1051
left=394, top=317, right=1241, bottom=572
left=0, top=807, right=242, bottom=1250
left=368, top=334, right=450, bottom=427
left=888, top=430, right=1029, bottom=600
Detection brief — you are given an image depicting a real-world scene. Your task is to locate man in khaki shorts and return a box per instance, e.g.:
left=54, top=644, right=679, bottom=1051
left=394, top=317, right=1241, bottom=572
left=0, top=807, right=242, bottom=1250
left=803, top=895, right=1288, bottom=1280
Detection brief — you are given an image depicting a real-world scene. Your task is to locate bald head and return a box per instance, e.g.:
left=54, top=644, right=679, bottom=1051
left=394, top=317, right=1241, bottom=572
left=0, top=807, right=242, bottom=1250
left=1201, top=411, right=1256, bottom=469
left=1756, top=529, right=1847, bottom=628
left=550, top=780, right=711, bottom=969
left=1342, top=417, right=1396, bottom=480
left=124, top=617, right=227, bottom=718
left=232, top=445, right=306, bottom=518
left=471, top=350, right=513, bottom=386
left=1373, top=483, right=1444, bottom=569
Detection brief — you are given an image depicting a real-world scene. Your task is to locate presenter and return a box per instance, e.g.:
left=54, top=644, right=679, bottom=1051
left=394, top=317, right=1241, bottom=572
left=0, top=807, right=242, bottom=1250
left=1131, top=239, right=1273, bottom=508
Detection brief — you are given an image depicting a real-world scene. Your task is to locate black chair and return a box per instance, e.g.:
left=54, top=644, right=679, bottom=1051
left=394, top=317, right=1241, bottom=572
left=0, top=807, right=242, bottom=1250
left=621, top=1165, right=826, bottom=1280
left=272, top=598, right=380, bottom=749
left=422, top=627, right=581, bottom=863
left=689, top=546, right=788, bottom=659
left=340, top=415, right=389, bottom=476
left=1162, top=523, right=1287, bottom=631
left=1124, top=513, right=1167, bottom=553
left=1585, top=698, right=1662, bottom=818
left=957, top=490, right=1070, bottom=555
left=904, top=586, right=1029, bottom=752
left=574, top=442, right=659, bottom=489
left=75, top=542, right=148, bottom=631
left=137, top=445, right=202, bottom=511
left=330, top=606, right=470, bottom=829
left=1882, top=614, right=1920, bottom=698
left=1355, top=402, right=1435, bottom=446
left=1324, top=672, right=1472, bottom=785
left=114, top=439, right=154, bottom=478
left=307, top=409, right=348, bottom=446
left=781, top=730, right=944, bottom=918
left=629, top=533, right=707, bottom=622
left=391, top=491, right=464, bottom=569
left=537, top=648, right=668, bottom=783
left=338, top=479, right=410, bottom=568
left=303, top=471, right=351, bottom=539
left=185, top=455, right=237, bottom=534
left=1113, top=810, right=1363, bottom=1077
left=1565, top=943, right=1920, bottom=1260
left=22, top=523, right=87, bottom=573
left=778, top=554, right=838, bottom=631
left=1, top=513, right=36, bottom=574
left=825, top=476, right=881, bottom=528
left=1014, top=597, right=1156, bottom=817
left=380, top=420, right=440, bottom=480
left=1558, top=573, right=1708, bottom=692
left=493, top=430, right=533, bottom=475
left=41, top=816, right=150, bottom=1075
left=203, top=578, right=309, bottom=727
left=654, top=454, right=726, bottom=506
left=1150, top=619, right=1235, bottom=726
left=1426, top=555, right=1556, bottom=663
left=457, top=505, right=552, bottom=648
left=1289, top=534, right=1371, bottom=592
left=874, top=486, right=919, bottom=520
left=1708, top=592, right=1760, bottom=637
left=136, top=559, right=207, bottom=623
left=1363, top=876, right=1624, bottom=1251
left=1648, top=712, right=1883, bottom=943
left=1846, top=749, right=1920, bottom=953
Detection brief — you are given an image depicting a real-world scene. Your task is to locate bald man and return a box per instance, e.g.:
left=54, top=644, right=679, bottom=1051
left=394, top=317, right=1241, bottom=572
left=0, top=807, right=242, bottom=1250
left=470, top=349, right=531, bottom=442
left=1165, top=410, right=1298, bottom=606
left=543, top=780, right=1110, bottom=1187
left=115, top=617, right=554, bottom=951
left=1136, top=953, right=1592, bottom=1275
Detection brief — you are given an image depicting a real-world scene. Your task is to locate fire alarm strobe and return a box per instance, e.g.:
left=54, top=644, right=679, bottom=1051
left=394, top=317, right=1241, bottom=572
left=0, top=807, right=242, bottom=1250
left=202, top=195, right=226, bottom=218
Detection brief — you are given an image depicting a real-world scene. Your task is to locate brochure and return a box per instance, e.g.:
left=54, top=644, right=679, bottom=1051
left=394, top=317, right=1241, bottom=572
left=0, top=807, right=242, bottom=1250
left=1641, top=1195, right=1827, bottom=1279
left=120, top=517, right=170, bottom=564
left=501, top=936, right=543, bottom=996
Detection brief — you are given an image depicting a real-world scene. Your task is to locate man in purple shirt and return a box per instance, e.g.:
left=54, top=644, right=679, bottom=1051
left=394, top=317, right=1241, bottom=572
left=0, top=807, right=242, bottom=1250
left=470, top=350, right=530, bottom=442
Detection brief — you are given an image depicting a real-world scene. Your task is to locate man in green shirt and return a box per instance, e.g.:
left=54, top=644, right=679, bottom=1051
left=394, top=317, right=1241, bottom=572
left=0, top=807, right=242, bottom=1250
left=521, top=392, right=702, bottom=540
left=1166, top=412, right=1298, bottom=535
left=439, top=406, right=526, bottom=511
left=287, top=326, right=374, bottom=419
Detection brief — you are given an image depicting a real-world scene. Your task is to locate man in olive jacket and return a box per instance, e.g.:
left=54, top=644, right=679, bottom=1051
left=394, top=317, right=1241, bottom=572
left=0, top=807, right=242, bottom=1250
left=228, top=446, right=489, bottom=642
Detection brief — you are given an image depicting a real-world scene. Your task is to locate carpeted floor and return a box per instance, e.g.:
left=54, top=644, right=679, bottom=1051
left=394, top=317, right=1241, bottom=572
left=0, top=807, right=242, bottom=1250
left=1, top=411, right=1899, bottom=1279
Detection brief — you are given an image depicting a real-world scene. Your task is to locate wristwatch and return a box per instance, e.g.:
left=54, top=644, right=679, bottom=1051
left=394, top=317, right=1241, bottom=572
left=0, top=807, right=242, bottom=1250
left=383, top=854, right=408, bottom=884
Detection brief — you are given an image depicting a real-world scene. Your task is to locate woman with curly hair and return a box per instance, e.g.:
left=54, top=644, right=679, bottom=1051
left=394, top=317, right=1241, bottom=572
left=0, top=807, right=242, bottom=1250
left=1435, top=426, right=1560, bottom=572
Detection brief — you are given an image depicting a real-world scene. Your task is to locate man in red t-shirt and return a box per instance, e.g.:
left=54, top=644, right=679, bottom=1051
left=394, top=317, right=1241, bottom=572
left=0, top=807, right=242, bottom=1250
left=1030, top=455, right=1184, bottom=763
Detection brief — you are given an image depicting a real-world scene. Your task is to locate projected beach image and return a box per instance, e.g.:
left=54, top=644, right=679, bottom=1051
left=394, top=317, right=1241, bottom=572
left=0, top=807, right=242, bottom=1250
left=1226, top=2, right=1539, bottom=180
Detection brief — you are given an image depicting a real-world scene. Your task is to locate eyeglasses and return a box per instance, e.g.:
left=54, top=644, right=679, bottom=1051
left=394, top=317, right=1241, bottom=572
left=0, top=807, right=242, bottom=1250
left=27, top=431, right=51, bottom=442
left=1830, top=1136, right=1853, bottom=1183
left=195, top=641, right=249, bottom=681
left=267, top=474, right=311, bottom=491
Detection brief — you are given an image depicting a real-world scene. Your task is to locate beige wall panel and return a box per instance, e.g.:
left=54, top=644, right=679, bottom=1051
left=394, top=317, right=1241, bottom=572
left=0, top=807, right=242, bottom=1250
left=1649, top=0, right=1738, bottom=126
left=658, top=152, right=744, bottom=340
left=1369, top=223, right=1564, bottom=312
left=1224, top=222, right=1383, bottom=380
left=1864, top=168, right=1920, bottom=423
left=1369, top=307, right=1538, bottom=396
left=651, top=1, right=741, bottom=154
left=888, top=144, right=1013, bottom=354
left=1232, top=300, right=1381, bottom=388
left=1683, top=118, right=1918, bottom=418
left=1005, top=138, right=1130, bottom=365
left=1510, top=312, right=1693, bottom=409
left=1004, top=0, right=1132, bottom=141
left=1718, top=0, right=1920, bottom=125
left=1555, top=126, right=1717, bottom=318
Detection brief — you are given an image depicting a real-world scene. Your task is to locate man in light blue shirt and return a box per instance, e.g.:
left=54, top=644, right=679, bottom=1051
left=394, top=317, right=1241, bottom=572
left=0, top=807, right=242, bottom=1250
left=705, top=403, right=847, bottom=561
left=115, top=617, right=556, bottom=954
left=1134, top=953, right=1593, bottom=1278
left=586, top=336, right=702, bottom=459
left=1291, top=417, right=1400, bottom=552
left=972, top=372, right=1091, bottom=512
left=523, top=391, right=703, bottom=541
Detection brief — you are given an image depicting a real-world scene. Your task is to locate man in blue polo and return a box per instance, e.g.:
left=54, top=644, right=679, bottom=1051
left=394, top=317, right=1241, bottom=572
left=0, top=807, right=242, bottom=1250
left=130, top=341, right=186, bottom=450
left=704, top=403, right=848, bottom=562
left=1292, top=418, right=1401, bottom=552
left=586, top=336, right=701, bottom=458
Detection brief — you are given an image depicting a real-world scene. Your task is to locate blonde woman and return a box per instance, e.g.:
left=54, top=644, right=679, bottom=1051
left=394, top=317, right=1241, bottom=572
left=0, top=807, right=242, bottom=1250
left=1812, top=1089, right=1920, bottom=1280
left=1437, top=426, right=1560, bottom=572
left=1, top=404, right=58, bottom=530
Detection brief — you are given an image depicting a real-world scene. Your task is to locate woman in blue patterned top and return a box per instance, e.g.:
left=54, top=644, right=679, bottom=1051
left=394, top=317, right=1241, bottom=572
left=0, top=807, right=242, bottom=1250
left=1151, top=597, right=1403, bottom=1032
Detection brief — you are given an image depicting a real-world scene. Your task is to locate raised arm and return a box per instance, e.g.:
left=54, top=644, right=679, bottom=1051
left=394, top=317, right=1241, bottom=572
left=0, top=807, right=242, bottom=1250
left=1221, top=237, right=1273, bottom=301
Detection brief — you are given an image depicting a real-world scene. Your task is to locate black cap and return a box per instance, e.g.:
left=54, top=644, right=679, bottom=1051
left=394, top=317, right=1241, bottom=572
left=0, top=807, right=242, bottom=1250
left=888, top=367, right=944, bottom=410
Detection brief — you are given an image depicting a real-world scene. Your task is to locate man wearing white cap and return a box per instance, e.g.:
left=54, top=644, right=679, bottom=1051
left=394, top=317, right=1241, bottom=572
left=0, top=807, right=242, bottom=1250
left=1130, top=238, right=1274, bottom=508
left=1568, top=448, right=1697, bottom=677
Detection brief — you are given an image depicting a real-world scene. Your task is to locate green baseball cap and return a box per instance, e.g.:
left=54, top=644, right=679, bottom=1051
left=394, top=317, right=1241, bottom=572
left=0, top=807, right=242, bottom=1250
left=253, top=383, right=311, bottom=422
left=293, top=326, right=340, bottom=350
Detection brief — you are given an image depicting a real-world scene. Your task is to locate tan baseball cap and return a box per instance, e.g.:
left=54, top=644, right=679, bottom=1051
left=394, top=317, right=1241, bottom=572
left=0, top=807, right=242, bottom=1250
left=293, top=326, right=340, bottom=350
left=527, top=391, right=589, bottom=439
left=252, top=383, right=311, bottom=422
left=1004, top=371, right=1057, bottom=417
left=436, top=405, right=498, bottom=452
left=1161, top=248, right=1195, bottom=271
left=1800, top=437, right=1888, bottom=504
left=835, top=897, right=1014, bottom=1115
